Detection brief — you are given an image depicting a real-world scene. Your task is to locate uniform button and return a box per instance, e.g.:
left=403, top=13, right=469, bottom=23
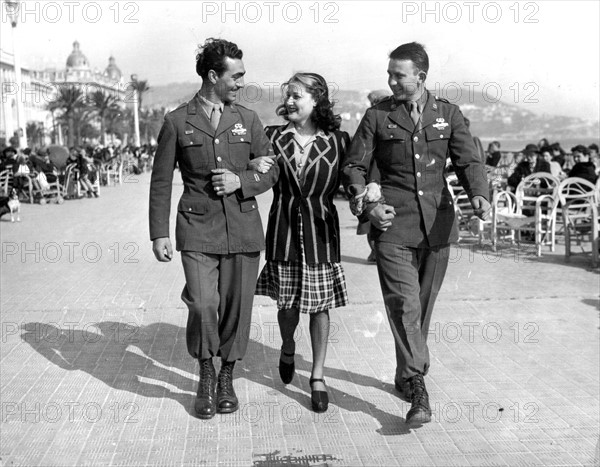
left=252, top=204, right=255, bottom=208
left=240, top=138, right=245, bottom=142
left=188, top=208, right=192, bottom=211
left=217, top=156, right=222, bottom=162
left=418, top=190, right=424, bottom=196
left=415, top=154, right=420, bottom=159
left=439, top=135, right=443, bottom=139
left=413, top=136, right=418, bottom=142
left=417, top=172, right=421, bottom=178
left=215, top=138, right=220, bottom=144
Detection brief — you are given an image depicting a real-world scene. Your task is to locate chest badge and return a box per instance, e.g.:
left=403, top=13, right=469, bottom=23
left=185, top=129, right=194, bottom=135
left=387, top=124, right=398, bottom=129
left=432, top=117, right=448, bottom=130
left=231, top=123, right=247, bottom=136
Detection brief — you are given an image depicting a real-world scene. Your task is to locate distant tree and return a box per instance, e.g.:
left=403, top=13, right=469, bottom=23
left=139, top=108, right=165, bottom=144
left=47, top=85, right=84, bottom=147
left=26, top=121, right=46, bottom=148
left=132, top=79, right=150, bottom=110
left=89, top=90, right=121, bottom=145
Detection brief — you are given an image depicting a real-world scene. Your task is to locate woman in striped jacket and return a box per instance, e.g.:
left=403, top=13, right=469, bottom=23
left=254, top=73, right=349, bottom=413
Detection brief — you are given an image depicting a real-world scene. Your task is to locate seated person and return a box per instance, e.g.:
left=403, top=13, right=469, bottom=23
left=588, top=143, right=600, bottom=176
left=11, top=154, right=34, bottom=196
left=507, top=144, right=551, bottom=191
left=569, top=145, right=598, bottom=184
left=33, top=149, right=59, bottom=183
left=540, top=146, right=566, bottom=180
left=486, top=141, right=502, bottom=167
left=67, top=147, right=98, bottom=198
left=0, top=146, right=18, bottom=172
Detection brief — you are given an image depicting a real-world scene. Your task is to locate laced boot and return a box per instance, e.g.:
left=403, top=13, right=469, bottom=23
left=394, top=376, right=413, bottom=402
left=217, top=360, right=239, bottom=414
left=194, top=358, right=216, bottom=419
left=405, top=374, right=431, bottom=425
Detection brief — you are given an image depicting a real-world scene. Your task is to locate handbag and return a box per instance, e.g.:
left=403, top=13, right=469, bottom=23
left=16, top=164, right=30, bottom=176
left=36, top=172, right=50, bottom=191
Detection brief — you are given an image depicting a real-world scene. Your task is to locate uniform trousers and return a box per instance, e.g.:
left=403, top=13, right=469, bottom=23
left=374, top=242, right=450, bottom=381
left=181, top=251, right=260, bottom=361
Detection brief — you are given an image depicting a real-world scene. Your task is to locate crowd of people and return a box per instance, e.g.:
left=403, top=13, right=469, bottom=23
left=482, top=139, right=599, bottom=191
left=0, top=143, right=156, bottom=201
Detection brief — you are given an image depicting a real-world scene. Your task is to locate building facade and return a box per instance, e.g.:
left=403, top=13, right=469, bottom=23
left=0, top=41, right=126, bottom=147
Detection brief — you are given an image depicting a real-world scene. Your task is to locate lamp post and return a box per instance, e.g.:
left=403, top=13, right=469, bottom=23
left=130, top=74, right=141, bottom=147
left=5, top=0, right=28, bottom=148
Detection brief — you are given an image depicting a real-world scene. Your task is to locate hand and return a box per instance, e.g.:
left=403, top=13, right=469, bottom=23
left=152, top=237, right=173, bottom=262
left=471, top=195, right=491, bottom=221
left=211, top=169, right=241, bottom=196
left=349, top=187, right=367, bottom=216
left=368, top=203, right=396, bottom=231
left=364, top=182, right=382, bottom=202
left=247, top=156, right=275, bottom=174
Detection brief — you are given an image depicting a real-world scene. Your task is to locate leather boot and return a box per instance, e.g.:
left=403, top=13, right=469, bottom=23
left=394, top=376, right=413, bottom=402
left=194, top=358, right=216, bottom=419
left=217, top=360, right=239, bottom=414
left=405, top=374, right=431, bottom=425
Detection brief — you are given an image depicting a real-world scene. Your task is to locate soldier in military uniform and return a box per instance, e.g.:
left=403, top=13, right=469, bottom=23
left=149, top=38, right=279, bottom=419
left=342, top=42, right=490, bottom=425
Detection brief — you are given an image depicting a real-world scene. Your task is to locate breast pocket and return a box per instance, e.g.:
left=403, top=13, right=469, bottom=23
left=376, top=129, right=409, bottom=166
left=178, top=134, right=208, bottom=170
left=227, top=132, right=252, bottom=169
left=425, top=126, right=451, bottom=144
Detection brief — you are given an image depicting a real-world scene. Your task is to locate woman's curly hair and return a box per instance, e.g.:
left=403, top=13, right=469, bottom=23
left=276, top=73, right=341, bottom=133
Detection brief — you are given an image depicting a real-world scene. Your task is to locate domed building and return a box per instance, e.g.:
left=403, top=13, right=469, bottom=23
left=104, top=56, right=122, bottom=81
left=1, top=40, right=128, bottom=146
left=65, top=40, right=92, bottom=81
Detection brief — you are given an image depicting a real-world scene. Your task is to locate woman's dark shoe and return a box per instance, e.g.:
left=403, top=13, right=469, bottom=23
left=278, top=350, right=295, bottom=384
left=309, top=378, right=329, bottom=413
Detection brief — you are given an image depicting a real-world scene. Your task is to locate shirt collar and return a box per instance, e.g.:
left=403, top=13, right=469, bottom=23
left=397, top=89, right=428, bottom=113
left=281, top=122, right=327, bottom=140
left=197, top=94, right=224, bottom=116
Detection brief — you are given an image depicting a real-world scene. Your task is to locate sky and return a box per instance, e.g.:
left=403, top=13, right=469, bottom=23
left=1, top=0, right=599, bottom=120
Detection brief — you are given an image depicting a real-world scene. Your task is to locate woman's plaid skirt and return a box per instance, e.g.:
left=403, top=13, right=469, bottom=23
left=256, top=216, right=348, bottom=314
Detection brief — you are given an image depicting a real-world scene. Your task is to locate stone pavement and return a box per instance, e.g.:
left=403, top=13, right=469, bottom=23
left=1, top=172, right=598, bottom=467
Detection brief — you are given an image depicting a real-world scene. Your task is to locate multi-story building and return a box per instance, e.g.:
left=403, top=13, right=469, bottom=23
left=0, top=40, right=126, bottom=147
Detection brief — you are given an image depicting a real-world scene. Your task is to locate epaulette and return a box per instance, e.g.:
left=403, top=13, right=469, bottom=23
left=371, top=95, right=393, bottom=108
left=231, top=102, right=250, bottom=112
left=174, top=101, right=187, bottom=110
left=434, top=95, right=451, bottom=104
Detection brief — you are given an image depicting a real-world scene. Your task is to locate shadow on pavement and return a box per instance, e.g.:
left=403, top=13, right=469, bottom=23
left=21, top=321, right=409, bottom=434
left=242, top=340, right=410, bottom=435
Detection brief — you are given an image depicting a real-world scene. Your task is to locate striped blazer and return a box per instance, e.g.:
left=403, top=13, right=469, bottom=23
left=264, top=125, right=350, bottom=264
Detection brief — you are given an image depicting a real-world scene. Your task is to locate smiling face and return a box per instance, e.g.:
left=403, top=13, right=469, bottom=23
left=387, top=59, right=425, bottom=101
left=212, top=57, right=245, bottom=104
left=284, top=81, right=316, bottom=126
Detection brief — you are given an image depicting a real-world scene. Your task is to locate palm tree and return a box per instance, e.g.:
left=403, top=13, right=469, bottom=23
left=47, top=85, right=84, bottom=147
left=89, top=90, right=121, bottom=145
left=26, top=121, right=46, bottom=148
left=132, top=79, right=150, bottom=110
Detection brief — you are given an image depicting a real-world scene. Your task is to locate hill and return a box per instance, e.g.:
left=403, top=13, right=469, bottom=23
left=143, top=83, right=599, bottom=144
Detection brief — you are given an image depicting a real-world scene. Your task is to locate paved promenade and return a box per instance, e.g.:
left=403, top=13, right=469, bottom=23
left=1, top=172, right=598, bottom=466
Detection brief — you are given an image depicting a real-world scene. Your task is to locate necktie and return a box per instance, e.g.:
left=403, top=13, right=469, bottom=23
left=408, top=101, right=421, bottom=130
left=210, top=105, right=221, bottom=131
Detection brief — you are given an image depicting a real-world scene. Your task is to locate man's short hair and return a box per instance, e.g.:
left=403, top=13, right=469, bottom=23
left=389, top=42, right=429, bottom=74
left=195, top=38, right=243, bottom=79
left=571, top=144, right=589, bottom=155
